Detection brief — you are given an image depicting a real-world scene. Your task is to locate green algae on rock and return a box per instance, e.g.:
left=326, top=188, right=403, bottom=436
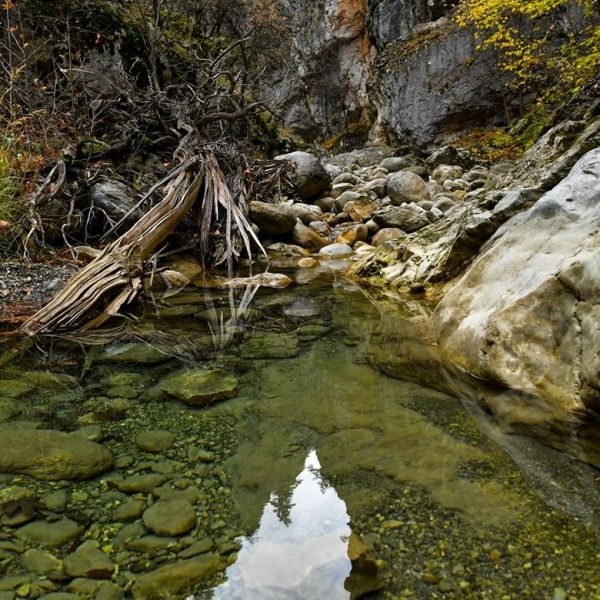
left=131, top=554, right=226, bottom=599
left=0, top=430, right=113, bottom=480
left=158, top=369, right=238, bottom=406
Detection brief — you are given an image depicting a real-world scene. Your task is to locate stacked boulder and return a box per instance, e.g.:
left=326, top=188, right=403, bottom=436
left=248, top=146, right=491, bottom=262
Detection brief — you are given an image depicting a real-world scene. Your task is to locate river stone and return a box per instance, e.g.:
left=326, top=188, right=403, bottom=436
left=142, top=500, right=196, bottom=536
left=41, top=490, right=68, bottom=512
left=22, top=549, right=63, bottom=576
left=159, top=369, right=238, bottom=406
left=372, top=228, right=406, bottom=247
left=275, top=151, right=331, bottom=199
left=332, top=172, right=359, bottom=185
left=372, top=205, right=430, bottom=232
left=289, top=203, right=323, bottom=225
left=363, top=177, right=388, bottom=198
left=17, top=519, right=83, bottom=547
left=0, top=380, right=34, bottom=400
left=117, top=474, right=167, bottom=494
left=336, top=224, right=368, bottom=246
left=292, top=222, right=330, bottom=250
left=131, top=554, right=226, bottom=599
left=319, top=243, right=354, bottom=259
left=249, top=201, right=296, bottom=235
left=0, top=399, right=19, bottom=421
left=433, top=196, right=457, bottom=212
left=63, top=541, right=114, bottom=579
left=97, top=343, right=170, bottom=365
left=432, top=164, right=463, bottom=182
left=70, top=579, right=108, bottom=598
left=426, top=145, right=477, bottom=169
left=298, top=257, right=318, bottom=268
left=266, top=242, right=310, bottom=257
left=22, top=371, right=79, bottom=390
left=126, top=535, right=178, bottom=553
left=309, top=220, right=332, bottom=237
left=113, top=500, right=145, bottom=522
left=241, top=332, right=299, bottom=359
left=345, top=198, right=376, bottom=222
left=178, top=537, right=214, bottom=558
left=90, top=180, right=136, bottom=223
left=330, top=183, right=354, bottom=199
left=315, top=196, right=337, bottom=212
left=0, top=430, right=112, bottom=480
left=380, top=156, right=413, bottom=172
left=135, top=430, right=176, bottom=453
left=388, top=171, right=430, bottom=205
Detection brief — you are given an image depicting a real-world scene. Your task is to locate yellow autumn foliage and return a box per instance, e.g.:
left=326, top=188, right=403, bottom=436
left=456, top=0, right=600, bottom=100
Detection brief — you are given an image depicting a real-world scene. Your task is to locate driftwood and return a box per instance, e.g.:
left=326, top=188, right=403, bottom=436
left=21, top=141, right=266, bottom=336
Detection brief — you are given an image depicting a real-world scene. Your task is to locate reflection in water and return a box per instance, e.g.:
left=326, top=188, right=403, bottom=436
left=212, top=450, right=352, bottom=600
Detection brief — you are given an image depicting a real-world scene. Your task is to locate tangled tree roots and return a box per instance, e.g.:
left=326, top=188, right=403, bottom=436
left=21, top=142, right=269, bottom=336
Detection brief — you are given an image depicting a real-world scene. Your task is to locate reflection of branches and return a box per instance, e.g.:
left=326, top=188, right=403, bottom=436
left=204, top=280, right=261, bottom=352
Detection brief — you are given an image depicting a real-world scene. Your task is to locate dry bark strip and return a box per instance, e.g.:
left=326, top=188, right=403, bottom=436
left=21, top=151, right=262, bottom=336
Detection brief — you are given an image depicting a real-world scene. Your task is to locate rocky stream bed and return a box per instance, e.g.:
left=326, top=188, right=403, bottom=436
left=0, top=268, right=599, bottom=599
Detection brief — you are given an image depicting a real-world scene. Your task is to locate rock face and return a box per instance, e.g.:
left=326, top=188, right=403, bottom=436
left=265, top=0, right=508, bottom=144
left=429, top=149, right=600, bottom=422
left=0, top=430, right=113, bottom=480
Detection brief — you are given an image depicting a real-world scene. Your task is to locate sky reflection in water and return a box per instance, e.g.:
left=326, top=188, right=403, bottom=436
left=212, top=450, right=351, bottom=600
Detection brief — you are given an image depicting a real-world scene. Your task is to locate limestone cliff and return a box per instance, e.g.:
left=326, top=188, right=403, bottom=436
left=271, top=0, right=506, bottom=145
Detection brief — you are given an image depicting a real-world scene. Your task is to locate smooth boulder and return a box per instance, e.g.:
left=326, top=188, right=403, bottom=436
left=159, top=369, right=238, bottom=406
left=372, top=205, right=430, bottom=233
left=0, top=430, right=113, bottom=480
left=388, top=171, right=430, bottom=205
left=275, top=151, right=331, bottom=199
left=429, top=149, right=600, bottom=433
left=249, top=201, right=296, bottom=235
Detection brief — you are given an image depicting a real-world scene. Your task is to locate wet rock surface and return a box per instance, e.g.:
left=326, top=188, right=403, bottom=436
left=0, top=430, right=113, bottom=480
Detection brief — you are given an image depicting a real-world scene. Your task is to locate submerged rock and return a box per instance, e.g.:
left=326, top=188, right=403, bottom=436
left=17, top=519, right=83, bottom=547
left=0, top=430, right=113, bottom=480
left=241, top=332, right=299, bottom=359
left=135, top=430, right=176, bottom=453
left=0, top=399, right=20, bottom=421
left=0, top=380, right=34, bottom=400
left=131, top=554, right=225, bottom=599
left=142, top=499, right=196, bottom=536
left=97, top=343, right=170, bottom=365
left=159, top=369, right=238, bottom=406
left=63, top=541, right=114, bottom=579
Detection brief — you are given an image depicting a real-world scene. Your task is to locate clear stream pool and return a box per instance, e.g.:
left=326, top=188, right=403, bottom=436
left=0, top=266, right=599, bottom=599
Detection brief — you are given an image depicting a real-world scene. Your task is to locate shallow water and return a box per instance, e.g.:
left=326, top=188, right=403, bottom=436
left=0, top=267, right=599, bottom=599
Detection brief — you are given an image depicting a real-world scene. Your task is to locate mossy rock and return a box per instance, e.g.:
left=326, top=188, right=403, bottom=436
left=158, top=369, right=238, bottom=407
